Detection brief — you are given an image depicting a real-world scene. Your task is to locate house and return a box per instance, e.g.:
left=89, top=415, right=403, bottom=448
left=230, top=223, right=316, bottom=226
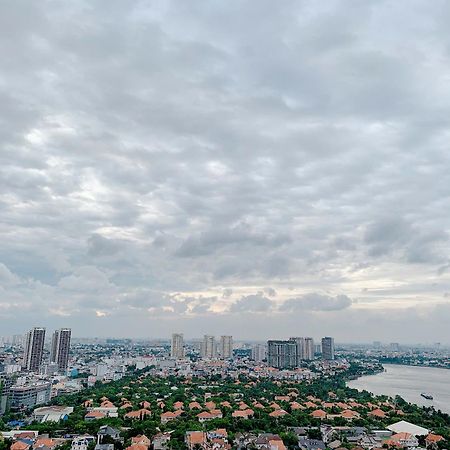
left=124, top=409, right=151, bottom=420
left=368, top=409, right=386, bottom=419
left=33, top=438, right=59, bottom=450
left=152, top=433, right=171, bottom=450
left=311, top=409, right=327, bottom=419
left=189, top=401, right=202, bottom=410
left=196, top=410, right=223, bottom=422
left=232, top=409, right=254, bottom=419
left=95, top=445, right=114, bottom=450
left=255, top=434, right=286, bottom=450
left=186, top=431, right=205, bottom=450
left=425, top=434, right=444, bottom=449
left=298, top=438, right=326, bottom=450
left=160, top=412, right=178, bottom=424
left=234, top=433, right=258, bottom=449
left=11, top=443, right=31, bottom=450
left=97, top=426, right=122, bottom=444
left=126, top=445, right=148, bottom=450
left=269, top=409, right=288, bottom=418
left=85, top=410, right=106, bottom=421
left=341, top=410, right=360, bottom=420
left=173, top=401, right=184, bottom=410
left=131, top=436, right=151, bottom=447
left=385, top=433, right=419, bottom=448
left=71, top=436, right=96, bottom=450
left=186, top=430, right=229, bottom=450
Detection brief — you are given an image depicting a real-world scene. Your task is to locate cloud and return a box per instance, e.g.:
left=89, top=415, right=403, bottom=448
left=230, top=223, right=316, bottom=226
left=1, top=0, right=450, bottom=340
left=280, top=293, right=353, bottom=312
left=230, top=294, right=274, bottom=313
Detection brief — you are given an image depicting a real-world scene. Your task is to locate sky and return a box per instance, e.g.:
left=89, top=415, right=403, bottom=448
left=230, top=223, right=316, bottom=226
left=1, top=0, right=450, bottom=343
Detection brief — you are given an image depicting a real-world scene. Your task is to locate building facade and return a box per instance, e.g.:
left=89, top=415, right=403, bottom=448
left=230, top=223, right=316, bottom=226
left=51, top=328, right=71, bottom=371
left=321, top=336, right=335, bottom=360
left=303, top=337, right=315, bottom=360
left=267, top=340, right=298, bottom=368
left=23, top=327, right=46, bottom=372
left=220, top=335, right=233, bottom=359
left=171, top=333, right=184, bottom=358
left=251, top=343, right=267, bottom=362
left=201, top=335, right=216, bottom=359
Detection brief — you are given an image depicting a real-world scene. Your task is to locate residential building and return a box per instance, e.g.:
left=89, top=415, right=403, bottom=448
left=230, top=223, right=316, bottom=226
left=251, top=344, right=266, bottom=362
left=9, top=382, right=51, bottom=410
left=220, top=336, right=233, bottom=359
left=201, top=335, right=216, bottom=359
left=23, top=327, right=46, bottom=372
left=321, top=337, right=335, bottom=360
left=171, top=333, right=184, bottom=359
left=267, top=340, right=297, bottom=369
left=303, top=337, right=315, bottom=360
left=51, top=328, right=71, bottom=371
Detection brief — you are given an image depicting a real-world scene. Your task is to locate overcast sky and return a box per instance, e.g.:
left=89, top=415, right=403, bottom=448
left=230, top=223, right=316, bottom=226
left=1, top=0, right=450, bottom=343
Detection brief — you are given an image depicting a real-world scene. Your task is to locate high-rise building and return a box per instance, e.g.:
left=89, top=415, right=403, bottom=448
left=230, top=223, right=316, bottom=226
left=50, top=328, right=71, bottom=371
left=201, top=335, right=216, bottom=359
left=251, top=343, right=267, bottom=362
left=289, top=337, right=304, bottom=366
left=171, top=333, right=184, bottom=358
left=321, top=336, right=335, bottom=360
left=303, top=337, right=315, bottom=360
left=220, top=336, right=233, bottom=359
left=23, top=327, right=46, bottom=372
left=267, top=340, right=298, bottom=369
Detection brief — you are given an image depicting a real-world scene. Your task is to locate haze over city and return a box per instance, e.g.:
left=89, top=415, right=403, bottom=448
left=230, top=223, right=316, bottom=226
left=1, top=1, right=450, bottom=343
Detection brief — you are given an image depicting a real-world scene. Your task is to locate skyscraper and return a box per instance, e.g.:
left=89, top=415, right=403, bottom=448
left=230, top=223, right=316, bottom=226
left=321, top=336, right=335, bottom=360
left=220, top=335, right=233, bottom=359
left=251, top=343, right=266, bottom=362
left=23, top=327, right=46, bottom=372
left=303, top=337, right=315, bottom=360
left=171, top=333, right=184, bottom=358
left=267, top=340, right=298, bottom=368
left=201, top=335, right=216, bottom=359
left=50, top=328, right=71, bottom=371
left=289, top=337, right=304, bottom=365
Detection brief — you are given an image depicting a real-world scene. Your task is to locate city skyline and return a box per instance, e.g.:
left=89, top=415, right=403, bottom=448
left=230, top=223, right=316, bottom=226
left=1, top=1, right=450, bottom=344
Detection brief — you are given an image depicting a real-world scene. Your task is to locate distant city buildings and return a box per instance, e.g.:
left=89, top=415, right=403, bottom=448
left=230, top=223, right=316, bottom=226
left=51, top=328, right=72, bottom=371
left=303, top=337, right=315, bottom=360
left=23, top=327, right=46, bottom=372
left=267, top=336, right=333, bottom=368
left=321, top=336, right=335, bottom=360
left=220, top=336, right=233, bottom=359
left=171, top=333, right=184, bottom=359
left=201, top=335, right=217, bottom=359
left=267, top=339, right=298, bottom=369
left=251, top=343, right=266, bottom=362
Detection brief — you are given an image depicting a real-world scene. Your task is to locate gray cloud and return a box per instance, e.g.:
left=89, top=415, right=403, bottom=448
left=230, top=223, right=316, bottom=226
left=280, top=293, right=353, bottom=312
left=0, top=0, right=450, bottom=341
left=230, top=294, right=274, bottom=313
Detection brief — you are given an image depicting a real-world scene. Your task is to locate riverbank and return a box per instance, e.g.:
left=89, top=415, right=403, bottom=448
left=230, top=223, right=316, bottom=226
left=347, top=364, right=450, bottom=414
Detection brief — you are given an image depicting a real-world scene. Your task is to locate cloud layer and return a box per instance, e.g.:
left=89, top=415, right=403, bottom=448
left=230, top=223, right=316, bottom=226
left=1, top=0, right=450, bottom=342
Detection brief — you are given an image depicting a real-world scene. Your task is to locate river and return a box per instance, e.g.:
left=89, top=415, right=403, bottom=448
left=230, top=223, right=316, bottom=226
left=347, top=364, right=450, bottom=414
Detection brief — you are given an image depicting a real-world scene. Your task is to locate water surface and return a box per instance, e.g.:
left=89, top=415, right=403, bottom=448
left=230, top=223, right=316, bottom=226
left=347, top=364, right=450, bottom=414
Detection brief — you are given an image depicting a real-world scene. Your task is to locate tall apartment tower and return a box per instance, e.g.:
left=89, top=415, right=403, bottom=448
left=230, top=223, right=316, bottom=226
left=220, top=335, right=233, bottom=359
left=321, top=336, right=335, bottom=360
left=50, top=328, right=71, bottom=371
left=23, top=327, right=46, bottom=372
left=201, top=335, right=216, bottom=359
left=289, top=337, right=304, bottom=365
left=267, top=340, right=298, bottom=369
left=303, top=337, right=315, bottom=360
left=251, top=343, right=267, bottom=362
left=171, top=333, right=184, bottom=358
